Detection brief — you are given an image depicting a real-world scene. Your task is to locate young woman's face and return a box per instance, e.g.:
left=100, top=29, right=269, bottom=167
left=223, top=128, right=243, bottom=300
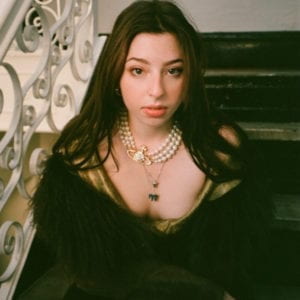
left=120, top=32, right=185, bottom=128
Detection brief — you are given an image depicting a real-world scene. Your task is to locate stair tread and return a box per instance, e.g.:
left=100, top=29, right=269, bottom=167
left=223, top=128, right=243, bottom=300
left=273, top=194, right=300, bottom=221
left=239, top=122, right=300, bottom=140
left=206, top=69, right=300, bottom=77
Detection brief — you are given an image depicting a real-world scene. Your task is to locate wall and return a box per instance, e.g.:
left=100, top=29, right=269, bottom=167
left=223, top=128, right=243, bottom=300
left=96, top=0, right=300, bottom=33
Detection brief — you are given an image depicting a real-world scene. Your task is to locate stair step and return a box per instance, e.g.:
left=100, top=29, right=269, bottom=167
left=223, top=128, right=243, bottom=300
left=203, top=31, right=300, bottom=69
left=239, top=122, right=300, bottom=141
left=272, top=194, right=300, bottom=231
left=206, top=69, right=300, bottom=78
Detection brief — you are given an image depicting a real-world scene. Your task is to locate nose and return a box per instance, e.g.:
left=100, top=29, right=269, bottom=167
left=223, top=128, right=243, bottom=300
left=148, top=72, right=164, bottom=99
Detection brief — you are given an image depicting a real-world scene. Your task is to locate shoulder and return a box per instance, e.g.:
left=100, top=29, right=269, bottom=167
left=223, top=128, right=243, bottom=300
left=41, top=152, right=74, bottom=178
left=209, top=108, right=246, bottom=147
left=33, top=152, right=90, bottom=201
left=214, top=123, right=247, bottom=172
left=218, top=124, right=242, bottom=148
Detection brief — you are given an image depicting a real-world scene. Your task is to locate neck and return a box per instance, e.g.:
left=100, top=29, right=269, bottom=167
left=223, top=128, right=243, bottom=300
left=118, top=112, right=182, bottom=165
left=129, top=121, right=173, bottom=152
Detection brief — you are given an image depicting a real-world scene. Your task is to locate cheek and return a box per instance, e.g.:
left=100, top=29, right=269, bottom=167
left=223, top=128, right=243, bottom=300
left=171, top=80, right=184, bottom=100
left=120, top=76, right=137, bottom=98
left=119, top=75, right=127, bottom=95
left=120, top=78, right=136, bottom=109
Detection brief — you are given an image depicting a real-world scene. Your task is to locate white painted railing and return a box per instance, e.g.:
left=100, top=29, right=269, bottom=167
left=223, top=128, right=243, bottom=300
left=0, top=1, right=105, bottom=298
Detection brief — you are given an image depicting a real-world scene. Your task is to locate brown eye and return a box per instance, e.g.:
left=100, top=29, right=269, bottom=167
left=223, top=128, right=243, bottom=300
left=132, top=68, right=143, bottom=75
left=168, top=67, right=183, bottom=76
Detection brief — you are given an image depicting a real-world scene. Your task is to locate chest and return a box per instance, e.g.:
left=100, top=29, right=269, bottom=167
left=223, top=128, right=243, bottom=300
left=104, top=145, right=206, bottom=220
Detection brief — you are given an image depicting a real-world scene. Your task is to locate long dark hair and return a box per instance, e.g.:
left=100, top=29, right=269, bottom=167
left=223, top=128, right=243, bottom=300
left=53, top=0, right=249, bottom=181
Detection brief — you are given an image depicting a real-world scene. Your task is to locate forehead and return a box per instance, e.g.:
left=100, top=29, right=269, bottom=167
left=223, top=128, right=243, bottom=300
left=126, top=32, right=183, bottom=61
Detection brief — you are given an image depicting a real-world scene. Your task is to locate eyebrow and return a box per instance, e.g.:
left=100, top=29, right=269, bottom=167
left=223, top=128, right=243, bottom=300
left=126, top=57, right=183, bottom=66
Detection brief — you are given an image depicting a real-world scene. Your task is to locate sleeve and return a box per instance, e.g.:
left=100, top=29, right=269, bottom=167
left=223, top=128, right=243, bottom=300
left=181, top=174, right=273, bottom=300
left=30, top=153, right=156, bottom=280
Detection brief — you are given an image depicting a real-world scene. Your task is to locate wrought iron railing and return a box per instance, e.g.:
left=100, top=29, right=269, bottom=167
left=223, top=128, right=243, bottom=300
left=0, top=1, right=105, bottom=298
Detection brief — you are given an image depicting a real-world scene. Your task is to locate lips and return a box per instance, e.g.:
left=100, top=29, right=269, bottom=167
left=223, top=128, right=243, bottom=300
left=142, top=106, right=167, bottom=118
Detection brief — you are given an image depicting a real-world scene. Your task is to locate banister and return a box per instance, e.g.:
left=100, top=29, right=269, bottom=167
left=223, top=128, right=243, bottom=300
left=0, top=1, right=104, bottom=298
left=0, top=0, right=33, bottom=61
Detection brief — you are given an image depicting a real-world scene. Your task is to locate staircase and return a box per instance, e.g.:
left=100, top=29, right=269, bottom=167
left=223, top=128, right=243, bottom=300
left=204, top=31, right=300, bottom=298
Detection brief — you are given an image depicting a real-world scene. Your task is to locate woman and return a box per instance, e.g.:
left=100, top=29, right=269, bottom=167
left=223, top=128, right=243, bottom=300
left=31, top=1, right=271, bottom=299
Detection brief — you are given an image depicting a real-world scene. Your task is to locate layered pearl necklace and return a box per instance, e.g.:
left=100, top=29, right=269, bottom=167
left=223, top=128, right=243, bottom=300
left=118, top=113, right=182, bottom=166
left=118, top=113, right=182, bottom=201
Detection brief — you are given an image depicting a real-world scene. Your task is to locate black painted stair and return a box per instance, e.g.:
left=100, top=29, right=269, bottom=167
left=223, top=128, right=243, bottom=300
left=204, top=31, right=300, bottom=297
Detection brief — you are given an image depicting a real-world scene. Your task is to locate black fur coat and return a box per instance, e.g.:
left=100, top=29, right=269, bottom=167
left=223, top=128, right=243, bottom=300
left=31, top=153, right=271, bottom=300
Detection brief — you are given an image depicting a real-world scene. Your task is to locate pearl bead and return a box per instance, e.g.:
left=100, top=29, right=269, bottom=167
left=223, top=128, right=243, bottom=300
left=119, top=112, right=182, bottom=164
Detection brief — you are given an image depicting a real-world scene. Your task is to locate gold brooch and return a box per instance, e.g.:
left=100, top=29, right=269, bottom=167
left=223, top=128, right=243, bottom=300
left=127, top=145, right=152, bottom=165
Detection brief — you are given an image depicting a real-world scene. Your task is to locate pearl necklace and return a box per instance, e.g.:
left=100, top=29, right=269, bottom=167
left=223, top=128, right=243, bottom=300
left=118, top=113, right=182, bottom=165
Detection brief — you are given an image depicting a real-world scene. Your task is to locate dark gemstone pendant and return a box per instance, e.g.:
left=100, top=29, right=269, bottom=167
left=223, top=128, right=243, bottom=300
left=152, top=181, right=158, bottom=188
left=149, top=193, right=159, bottom=201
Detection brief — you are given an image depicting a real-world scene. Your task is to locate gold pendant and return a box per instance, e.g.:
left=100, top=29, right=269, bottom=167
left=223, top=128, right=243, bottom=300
left=127, top=145, right=152, bottom=165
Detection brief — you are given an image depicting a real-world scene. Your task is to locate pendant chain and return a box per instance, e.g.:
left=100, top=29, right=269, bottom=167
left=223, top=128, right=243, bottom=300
left=143, top=162, right=166, bottom=201
left=118, top=112, right=181, bottom=201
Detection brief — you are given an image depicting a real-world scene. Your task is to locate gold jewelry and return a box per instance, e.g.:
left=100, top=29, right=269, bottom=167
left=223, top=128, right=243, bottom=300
left=126, top=145, right=153, bottom=166
left=119, top=112, right=182, bottom=165
left=143, top=162, right=166, bottom=201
